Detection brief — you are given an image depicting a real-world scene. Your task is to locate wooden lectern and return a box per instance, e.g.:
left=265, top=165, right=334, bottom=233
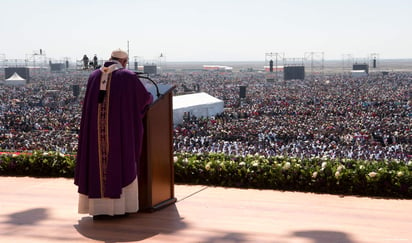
left=138, top=83, right=177, bottom=212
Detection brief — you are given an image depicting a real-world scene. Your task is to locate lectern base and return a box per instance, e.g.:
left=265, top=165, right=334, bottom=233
left=142, top=197, right=177, bottom=213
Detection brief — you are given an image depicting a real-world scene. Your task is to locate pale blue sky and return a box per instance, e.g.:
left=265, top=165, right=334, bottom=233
left=1, top=0, right=411, bottom=62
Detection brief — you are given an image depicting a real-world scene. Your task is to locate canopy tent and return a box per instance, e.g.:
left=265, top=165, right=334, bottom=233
left=351, top=70, right=368, bottom=78
left=173, top=92, right=224, bottom=125
left=5, top=72, right=26, bottom=85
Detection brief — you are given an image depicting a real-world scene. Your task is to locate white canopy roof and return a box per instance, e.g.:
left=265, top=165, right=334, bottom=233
left=173, top=92, right=224, bottom=124
left=6, top=72, right=26, bottom=81
left=5, top=72, right=26, bottom=85
left=350, top=70, right=368, bottom=78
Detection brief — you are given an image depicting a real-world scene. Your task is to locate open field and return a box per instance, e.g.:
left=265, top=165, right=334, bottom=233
left=164, top=59, right=412, bottom=73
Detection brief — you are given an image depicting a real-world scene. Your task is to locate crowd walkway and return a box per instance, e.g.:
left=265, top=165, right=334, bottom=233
left=1, top=176, right=411, bottom=242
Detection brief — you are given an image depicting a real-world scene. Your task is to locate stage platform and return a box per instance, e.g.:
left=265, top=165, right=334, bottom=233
left=1, top=176, right=411, bottom=242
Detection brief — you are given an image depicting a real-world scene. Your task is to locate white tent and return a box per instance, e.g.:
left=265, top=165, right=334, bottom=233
left=173, top=92, right=224, bottom=124
left=351, top=70, right=368, bottom=78
left=5, top=72, right=26, bottom=86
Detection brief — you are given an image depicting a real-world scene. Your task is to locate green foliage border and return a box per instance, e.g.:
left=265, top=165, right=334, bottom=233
left=174, top=153, right=412, bottom=198
left=0, top=152, right=411, bottom=198
left=0, top=152, right=75, bottom=178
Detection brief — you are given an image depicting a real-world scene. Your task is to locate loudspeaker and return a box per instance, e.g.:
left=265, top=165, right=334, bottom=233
left=50, top=63, right=64, bottom=72
left=284, top=66, right=305, bottom=80
left=353, top=64, right=369, bottom=73
left=373, top=58, right=376, bottom=68
left=144, top=65, right=157, bottom=75
left=72, top=85, right=80, bottom=97
left=239, top=86, right=246, bottom=98
left=269, top=60, right=274, bottom=73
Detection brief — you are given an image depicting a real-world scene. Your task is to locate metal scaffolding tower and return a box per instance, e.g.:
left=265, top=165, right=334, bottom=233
left=304, top=51, right=324, bottom=78
left=265, top=52, right=284, bottom=81
left=369, top=53, right=380, bottom=72
left=0, top=54, right=5, bottom=69
left=158, top=53, right=167, bottom=74
left=342, top=54, right=354, bottom=75
left=283, top=57, right=305, bottom=66
left=25, top=50, right=48, bottom=68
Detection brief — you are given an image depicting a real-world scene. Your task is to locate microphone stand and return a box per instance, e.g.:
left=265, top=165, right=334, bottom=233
left=135, top=72, right=161, bottom=98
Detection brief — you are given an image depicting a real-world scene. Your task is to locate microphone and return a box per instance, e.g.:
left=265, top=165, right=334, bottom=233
left=135, top=72, right=160, bottom=98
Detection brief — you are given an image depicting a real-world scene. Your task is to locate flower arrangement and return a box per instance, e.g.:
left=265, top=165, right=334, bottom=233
left=0, top=151, right=410, bottom=198
left=0, top=151, right=75, bottom=178
left=174, top=153, right=412, bottom=198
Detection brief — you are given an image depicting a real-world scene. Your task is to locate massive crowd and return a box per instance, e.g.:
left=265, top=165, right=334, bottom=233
left=167, top=71, right=411, bottom=162
left=0, top=70, right=84, bottom=153
left=0, top=68, right=411, bottom=162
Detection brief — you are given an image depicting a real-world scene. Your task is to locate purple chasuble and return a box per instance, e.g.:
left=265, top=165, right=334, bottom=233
left=74, top=61, right=153, bottom=198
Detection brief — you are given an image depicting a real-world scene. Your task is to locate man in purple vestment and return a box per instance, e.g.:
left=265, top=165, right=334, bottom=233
left=74, top=49, right=153, bottom=217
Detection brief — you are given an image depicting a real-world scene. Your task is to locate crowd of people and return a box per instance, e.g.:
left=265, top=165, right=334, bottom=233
left=168, top=71, right=411, bottom=162
left=0, top=68, right=411, bottom=162
left=0, top=70, right=84, bottom=153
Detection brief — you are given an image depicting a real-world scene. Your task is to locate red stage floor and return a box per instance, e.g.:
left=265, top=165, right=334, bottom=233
left=1, top=176, right=411, bottom=242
